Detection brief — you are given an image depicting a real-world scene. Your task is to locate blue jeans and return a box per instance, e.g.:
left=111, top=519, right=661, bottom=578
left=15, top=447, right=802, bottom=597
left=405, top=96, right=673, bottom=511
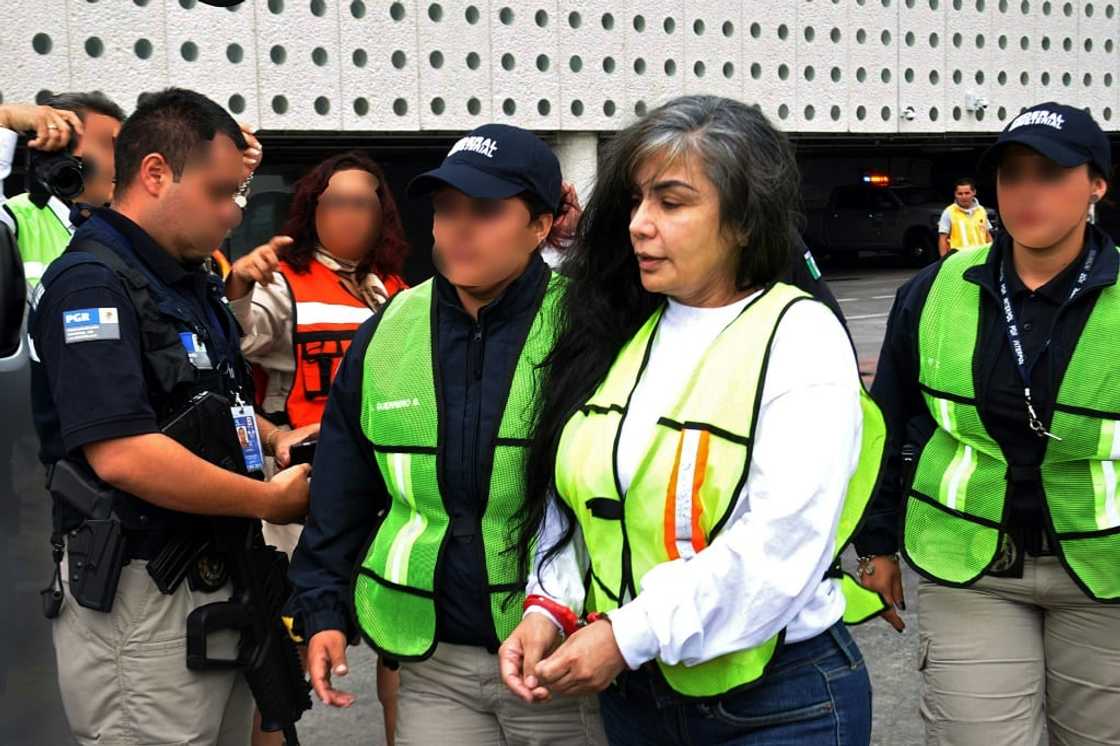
left=599, top=622, right=871, bottom=746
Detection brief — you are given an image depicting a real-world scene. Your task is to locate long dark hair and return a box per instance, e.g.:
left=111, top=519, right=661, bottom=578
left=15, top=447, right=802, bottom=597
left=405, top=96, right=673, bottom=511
left=279, top=151, right=409, bottom=279
left=513, top=95, right=803, bottom=581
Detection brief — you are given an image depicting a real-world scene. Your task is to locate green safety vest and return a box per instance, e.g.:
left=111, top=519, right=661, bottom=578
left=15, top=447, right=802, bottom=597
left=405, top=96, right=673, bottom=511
left=554, top=283, right=888, bottom=699
left=3, top=193, right=73, bottom=287
left=352, top=271, right=563, bottom=660
left=905, top=246, right=1120, bottom=602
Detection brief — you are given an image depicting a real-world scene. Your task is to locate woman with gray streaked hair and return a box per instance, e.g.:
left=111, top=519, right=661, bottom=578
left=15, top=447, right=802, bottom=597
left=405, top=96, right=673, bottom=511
left=498, top=94, right=883, bottom=744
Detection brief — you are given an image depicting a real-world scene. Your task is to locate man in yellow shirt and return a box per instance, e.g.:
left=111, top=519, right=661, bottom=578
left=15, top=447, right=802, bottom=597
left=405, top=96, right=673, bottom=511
left=938, top=177, right=992, bottom=256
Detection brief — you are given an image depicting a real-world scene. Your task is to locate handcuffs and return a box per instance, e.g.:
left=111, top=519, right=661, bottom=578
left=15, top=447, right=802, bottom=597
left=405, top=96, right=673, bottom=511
left=857, top=552, right=900, bottom=579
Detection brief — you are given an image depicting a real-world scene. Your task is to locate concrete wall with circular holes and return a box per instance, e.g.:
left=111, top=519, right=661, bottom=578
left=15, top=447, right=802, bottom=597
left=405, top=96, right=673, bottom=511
left=2, top=0, right=1117, bottom=134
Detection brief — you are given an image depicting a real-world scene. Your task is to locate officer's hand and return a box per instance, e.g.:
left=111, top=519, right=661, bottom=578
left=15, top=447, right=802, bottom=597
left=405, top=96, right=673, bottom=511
left=273, top=423, right=320, bottom=469
left=0, top=103, right=84, bottom=151
left=859, top=555, right=906, bottom=632
left=499, top=613, right=562, bottom=704
left=263, top=463, right=310, bottom=524
left=238, top=122, right=263, bottom=182
left=534, top=619, right=626, bottom=697
left=308, top=630, right=356, bottom=708
left=225, top=235, right=292, bottom=301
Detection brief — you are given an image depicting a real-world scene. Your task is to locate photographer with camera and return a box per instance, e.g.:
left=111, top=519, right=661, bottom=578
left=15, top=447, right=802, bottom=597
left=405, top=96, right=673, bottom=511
left=0, top=92, right=124, bottom=287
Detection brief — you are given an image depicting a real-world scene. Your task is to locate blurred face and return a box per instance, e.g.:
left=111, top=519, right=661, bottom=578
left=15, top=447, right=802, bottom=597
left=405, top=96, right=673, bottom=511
left=72, top=112, right=121, bottom=207
left=953, top=183, right=976, bottom=209
left=629, top=151, right=742, bottom=307
left=996, top=144, right=1107, bottom=250
left=149, top=134, right=245, bottom=263
left=430, top=187, right=552, bottom=292
left=314, top=168, right=383, bottom=262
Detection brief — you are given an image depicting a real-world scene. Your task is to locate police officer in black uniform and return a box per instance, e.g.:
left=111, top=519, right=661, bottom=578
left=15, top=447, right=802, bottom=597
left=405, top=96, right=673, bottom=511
left=30, top=88, right=309, bottom=746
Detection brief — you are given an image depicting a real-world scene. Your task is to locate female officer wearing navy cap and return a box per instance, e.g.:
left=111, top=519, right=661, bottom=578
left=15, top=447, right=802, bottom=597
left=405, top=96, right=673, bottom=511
left=856, top=102, right=1120, bottom=744
left=285, top=123, right=604, bottom=744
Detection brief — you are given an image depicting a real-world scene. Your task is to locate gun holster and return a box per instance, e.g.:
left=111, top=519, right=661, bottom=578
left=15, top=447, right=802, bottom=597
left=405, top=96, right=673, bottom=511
left=44, top=460, right=127, bottom=614
left=66, top=519, right=126, bottom=612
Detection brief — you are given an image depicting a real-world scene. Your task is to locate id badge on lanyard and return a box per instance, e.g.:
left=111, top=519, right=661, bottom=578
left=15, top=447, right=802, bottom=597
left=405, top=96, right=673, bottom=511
left=996, top=246, right=1098, bottom=441
left=231, top=400, right=265, bottom=473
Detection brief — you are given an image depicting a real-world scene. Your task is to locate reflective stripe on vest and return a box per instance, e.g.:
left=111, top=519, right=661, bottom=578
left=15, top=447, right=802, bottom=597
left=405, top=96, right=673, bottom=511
left=907, top=245, right=1120, bottom=601
left=554, top=283, right=888, bottom=698
left=5, top=193, right=73, bottom=286
left=352, top=271, right=563, bottom=661
left=665, top=427, right=710, bottom=561
left=280, top=258, right=373, bottom=429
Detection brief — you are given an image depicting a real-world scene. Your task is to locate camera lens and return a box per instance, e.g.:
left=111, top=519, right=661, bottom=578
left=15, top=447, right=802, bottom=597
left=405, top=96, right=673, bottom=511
left=46, top=160, right=85, bottom=200
left=29, top=152, right=88, bottom=202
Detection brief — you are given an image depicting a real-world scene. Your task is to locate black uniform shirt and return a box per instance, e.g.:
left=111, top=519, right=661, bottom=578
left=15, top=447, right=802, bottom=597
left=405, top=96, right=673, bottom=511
left=31, top=207, right=248, bottom=530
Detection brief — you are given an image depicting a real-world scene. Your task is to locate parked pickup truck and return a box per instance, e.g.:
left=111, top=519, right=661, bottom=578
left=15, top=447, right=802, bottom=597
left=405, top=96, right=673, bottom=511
left=803, top=184, right=947, bottom=264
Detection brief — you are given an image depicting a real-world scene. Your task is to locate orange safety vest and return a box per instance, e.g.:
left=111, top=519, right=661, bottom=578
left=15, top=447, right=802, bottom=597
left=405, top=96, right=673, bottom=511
left=265, top=257, right=404, bottom=428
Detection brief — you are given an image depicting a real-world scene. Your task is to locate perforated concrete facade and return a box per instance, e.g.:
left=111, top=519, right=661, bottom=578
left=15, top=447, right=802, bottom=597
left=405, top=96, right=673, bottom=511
left=2, top=0, right=1117, bottom=135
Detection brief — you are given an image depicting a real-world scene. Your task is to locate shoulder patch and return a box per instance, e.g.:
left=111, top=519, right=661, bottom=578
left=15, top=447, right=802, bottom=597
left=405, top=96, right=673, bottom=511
left=62, top=307, right=120, bottom=344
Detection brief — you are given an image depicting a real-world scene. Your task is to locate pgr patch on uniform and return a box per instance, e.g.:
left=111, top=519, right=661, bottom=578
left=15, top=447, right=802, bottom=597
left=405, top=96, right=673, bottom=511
left=62, top=307, right=120, bottom=343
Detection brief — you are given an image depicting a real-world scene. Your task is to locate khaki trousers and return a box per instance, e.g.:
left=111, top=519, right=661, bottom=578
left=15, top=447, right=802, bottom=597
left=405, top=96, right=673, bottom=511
left=396, top=642, right=607, bottom=745
left=53, top=559, right=254, bottom=746
left=918, top=556, right=1120, bottom=745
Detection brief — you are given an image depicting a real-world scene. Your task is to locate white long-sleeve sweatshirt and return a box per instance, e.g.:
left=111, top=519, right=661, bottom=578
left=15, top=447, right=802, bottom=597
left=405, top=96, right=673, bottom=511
left=527, top=291, right=862, bottom=670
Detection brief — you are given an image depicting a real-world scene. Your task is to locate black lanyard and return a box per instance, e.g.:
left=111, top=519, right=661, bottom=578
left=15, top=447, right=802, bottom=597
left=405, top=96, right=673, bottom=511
left=996, top=246, right=1098, bottom=440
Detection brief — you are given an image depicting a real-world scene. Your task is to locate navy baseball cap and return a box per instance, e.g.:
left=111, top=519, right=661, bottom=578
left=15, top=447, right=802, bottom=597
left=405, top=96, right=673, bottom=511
left=980, top=101, right=1112, bottom=177
left=408, top=124, right=563, bottom=212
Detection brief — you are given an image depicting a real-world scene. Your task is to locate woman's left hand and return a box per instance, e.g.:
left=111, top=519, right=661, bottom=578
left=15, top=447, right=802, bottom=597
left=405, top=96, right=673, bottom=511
left=533, top=619, right=627, bottom=697
left=273, top=423, right=320, bottom=468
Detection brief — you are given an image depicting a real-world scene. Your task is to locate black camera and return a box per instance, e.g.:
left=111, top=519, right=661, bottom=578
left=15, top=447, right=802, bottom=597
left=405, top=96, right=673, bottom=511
left=27, top=149, right=90, bottom=203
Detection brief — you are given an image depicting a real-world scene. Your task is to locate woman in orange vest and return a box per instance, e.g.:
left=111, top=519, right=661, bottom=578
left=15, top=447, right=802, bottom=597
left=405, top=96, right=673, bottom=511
left=227, top=151, right=409, bottom=466
left=226, top=150, right=410, bottom=745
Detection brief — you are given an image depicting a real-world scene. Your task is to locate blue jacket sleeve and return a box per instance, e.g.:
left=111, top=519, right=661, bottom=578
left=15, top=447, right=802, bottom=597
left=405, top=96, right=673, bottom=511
left=286, top=313, right=388, bottom=640
left=854, top=266, right=937, bottom=557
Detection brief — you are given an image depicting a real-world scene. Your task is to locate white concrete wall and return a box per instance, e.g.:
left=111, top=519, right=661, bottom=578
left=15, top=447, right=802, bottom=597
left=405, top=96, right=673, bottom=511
left=1, top=0, right=1116, bottom=134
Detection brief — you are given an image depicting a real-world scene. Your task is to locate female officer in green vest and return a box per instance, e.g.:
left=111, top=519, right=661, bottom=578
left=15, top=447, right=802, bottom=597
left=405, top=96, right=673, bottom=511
left=854, top=102, right=1120, bottom=744
left=498, top=95, right=885, bottom=745
left=287, top=124, right=605, bottom=744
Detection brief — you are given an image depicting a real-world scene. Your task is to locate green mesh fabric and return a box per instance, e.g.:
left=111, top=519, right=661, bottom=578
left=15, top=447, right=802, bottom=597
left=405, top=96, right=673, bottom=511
left=486, top=274, right=565, bottom=640
left=904, top=496, right=998, bottom=584
left=912, top=248, right=1120, bottom=599
left=910, top=249, right=1003, bottom=583
left=354, top=275, right=567, bottom=656
left=834, top=392, right=890, bottom=624
left=1061, top=534, right=1120, bottom=600
left=841, top=573, right=888, bottom=624
left=360, top=282, right=439, bottom=447
left=1052, top=275, right=1120, bottom=417
left=836, top=391, right=887, bottom=550
left=1043, top=275, right=1120, bottom=600
left=655, top=634, right=782, bottom=700
left=353, top=575, right=436, bottom=659
left=917, top=248, right=988, bottom=398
